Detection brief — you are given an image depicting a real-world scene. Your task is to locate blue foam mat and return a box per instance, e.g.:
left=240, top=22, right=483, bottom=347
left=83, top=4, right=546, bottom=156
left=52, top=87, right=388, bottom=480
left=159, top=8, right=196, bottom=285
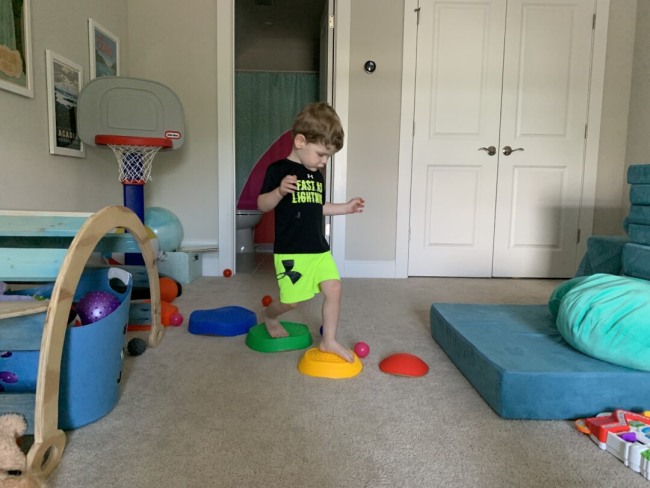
left=430, top=303, right=650, bottom=420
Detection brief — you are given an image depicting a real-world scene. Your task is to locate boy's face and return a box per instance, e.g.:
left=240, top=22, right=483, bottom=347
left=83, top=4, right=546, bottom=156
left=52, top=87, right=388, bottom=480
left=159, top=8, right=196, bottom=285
left=294, top=135, right=336, bottom=171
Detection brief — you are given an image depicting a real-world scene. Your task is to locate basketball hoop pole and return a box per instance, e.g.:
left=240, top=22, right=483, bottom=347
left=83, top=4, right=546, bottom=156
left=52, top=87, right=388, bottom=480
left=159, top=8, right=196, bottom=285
left=123, top=182, right=145, bottom=223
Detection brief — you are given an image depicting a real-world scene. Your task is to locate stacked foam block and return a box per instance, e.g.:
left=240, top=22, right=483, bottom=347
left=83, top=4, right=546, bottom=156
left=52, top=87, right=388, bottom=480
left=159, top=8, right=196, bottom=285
left=622, top=165, right=650, bottom=280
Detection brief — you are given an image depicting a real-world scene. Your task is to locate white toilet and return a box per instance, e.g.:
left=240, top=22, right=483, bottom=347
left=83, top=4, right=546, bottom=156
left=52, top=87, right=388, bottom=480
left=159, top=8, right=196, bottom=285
left=235, top=209, right=263, bottom=253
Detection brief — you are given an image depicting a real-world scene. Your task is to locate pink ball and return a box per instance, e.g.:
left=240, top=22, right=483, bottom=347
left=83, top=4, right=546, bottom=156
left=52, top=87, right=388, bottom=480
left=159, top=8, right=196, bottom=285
left=169, top=312, right=184, bottom=326
left=354, top=341, right=370, bottom=359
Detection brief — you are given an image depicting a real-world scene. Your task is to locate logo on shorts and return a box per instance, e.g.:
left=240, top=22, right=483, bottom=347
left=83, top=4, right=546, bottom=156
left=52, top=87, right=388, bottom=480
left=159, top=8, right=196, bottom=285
left=277, top=260, right=302, bottom=284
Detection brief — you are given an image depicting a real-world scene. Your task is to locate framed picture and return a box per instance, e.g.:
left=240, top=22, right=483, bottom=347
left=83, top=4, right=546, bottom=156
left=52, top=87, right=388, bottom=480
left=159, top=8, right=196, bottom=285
left=46, top=50, right=85, bottom=157
left=88, top=19, right=119, bottom=79
left=0, top=0, right=34, bottom=97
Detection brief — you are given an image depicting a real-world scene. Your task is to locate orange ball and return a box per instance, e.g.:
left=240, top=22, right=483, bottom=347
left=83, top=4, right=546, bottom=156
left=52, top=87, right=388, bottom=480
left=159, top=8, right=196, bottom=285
left=159, top=277, right=180, bottom=303
left=223, top=268, right=232, bottom=278
left=262, top=295, right=273, bottom=307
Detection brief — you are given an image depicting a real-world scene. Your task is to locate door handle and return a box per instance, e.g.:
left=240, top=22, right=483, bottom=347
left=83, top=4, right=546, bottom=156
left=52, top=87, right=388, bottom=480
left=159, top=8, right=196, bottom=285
left=502, top=146, right=524, bottom=156
left=478, top=146, right=496, bottom=156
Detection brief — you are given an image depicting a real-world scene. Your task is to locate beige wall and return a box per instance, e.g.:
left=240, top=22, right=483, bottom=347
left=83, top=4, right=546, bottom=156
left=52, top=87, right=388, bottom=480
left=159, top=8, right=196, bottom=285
left=0, top=1, right=129, bottom=212
left=625, top=2, right=650, bottom=208
left=593, top=0, right=637, bottom=236
left=345, top=0, right=403, bottom=261
left=127, top=0, right=219, bottom=248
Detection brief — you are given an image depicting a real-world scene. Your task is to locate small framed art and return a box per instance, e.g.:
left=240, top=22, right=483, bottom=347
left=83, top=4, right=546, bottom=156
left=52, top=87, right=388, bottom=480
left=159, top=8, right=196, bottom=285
left=0, top=0, right=34, bottom=97
left=46, top=50, right=85, bottom=157
left=88, top=19, right=119, bottom=79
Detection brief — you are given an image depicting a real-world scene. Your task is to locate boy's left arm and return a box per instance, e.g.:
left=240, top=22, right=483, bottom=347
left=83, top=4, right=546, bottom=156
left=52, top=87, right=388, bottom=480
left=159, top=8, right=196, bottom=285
left=323, top=197, right=365, bottom=216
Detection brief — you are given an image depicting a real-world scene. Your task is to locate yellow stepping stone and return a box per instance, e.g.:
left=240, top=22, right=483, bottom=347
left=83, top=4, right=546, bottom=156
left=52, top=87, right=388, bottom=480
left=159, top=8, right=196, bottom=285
left=297, top=347, right=362, bottom=379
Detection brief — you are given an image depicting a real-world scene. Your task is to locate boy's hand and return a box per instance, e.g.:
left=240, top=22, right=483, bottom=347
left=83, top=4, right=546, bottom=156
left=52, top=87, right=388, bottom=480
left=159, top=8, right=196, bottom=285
left=347, top=197, right=365, bottom=214
left=278, top=175, right=298, bottom=196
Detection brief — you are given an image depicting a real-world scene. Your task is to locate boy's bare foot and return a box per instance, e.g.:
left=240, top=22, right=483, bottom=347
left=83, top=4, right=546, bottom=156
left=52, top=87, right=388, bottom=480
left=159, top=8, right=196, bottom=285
left=263, top=316, right=289, bottom=338
left=319, top=339, right=354, bottom=363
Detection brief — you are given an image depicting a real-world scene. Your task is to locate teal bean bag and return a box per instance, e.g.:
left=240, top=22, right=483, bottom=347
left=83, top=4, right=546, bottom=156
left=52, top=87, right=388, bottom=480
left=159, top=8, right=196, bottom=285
left=549, top=273, right=650, bottom=371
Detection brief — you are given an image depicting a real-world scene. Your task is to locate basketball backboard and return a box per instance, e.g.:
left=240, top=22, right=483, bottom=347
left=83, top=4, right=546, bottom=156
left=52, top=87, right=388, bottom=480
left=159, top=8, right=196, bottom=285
left=77, top=77, right=185, bottom=149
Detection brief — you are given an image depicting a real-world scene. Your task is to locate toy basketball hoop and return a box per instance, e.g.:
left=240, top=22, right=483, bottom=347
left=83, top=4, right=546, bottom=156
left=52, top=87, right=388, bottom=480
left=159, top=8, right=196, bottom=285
left=94, top=135, right=173, bottom=228
left=77, top=77, right=184, bottom=265
left=96, top=135, right=173, bottom=186
left=77, top=77, right=184, bottom=222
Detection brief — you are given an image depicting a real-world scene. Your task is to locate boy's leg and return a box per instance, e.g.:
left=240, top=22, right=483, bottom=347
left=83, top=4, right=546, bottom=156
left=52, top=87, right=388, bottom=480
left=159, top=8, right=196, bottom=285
left=319, top=279, right=354, bottom=362
left=263, top=300, right=297, bottom=338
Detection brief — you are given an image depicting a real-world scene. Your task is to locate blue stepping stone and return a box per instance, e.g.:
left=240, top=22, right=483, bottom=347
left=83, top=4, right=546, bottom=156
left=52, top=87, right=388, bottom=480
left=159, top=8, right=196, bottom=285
left=188, top=306, right=257, bottom=336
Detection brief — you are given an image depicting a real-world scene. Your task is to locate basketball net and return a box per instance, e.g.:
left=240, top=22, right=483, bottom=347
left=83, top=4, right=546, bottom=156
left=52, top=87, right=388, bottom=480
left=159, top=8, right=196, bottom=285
left=107, top=144, right=161, bottom=185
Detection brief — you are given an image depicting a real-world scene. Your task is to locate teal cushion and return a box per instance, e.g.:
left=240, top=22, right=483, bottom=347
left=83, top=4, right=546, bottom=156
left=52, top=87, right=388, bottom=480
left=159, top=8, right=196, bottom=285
left=547, top=275, right=589, bottom=319
left=554, top=273, right=650, bottom=371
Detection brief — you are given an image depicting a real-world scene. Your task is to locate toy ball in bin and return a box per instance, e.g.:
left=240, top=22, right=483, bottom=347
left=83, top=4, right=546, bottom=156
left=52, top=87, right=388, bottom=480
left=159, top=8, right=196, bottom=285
left=77, top=290, right=121, bottom=325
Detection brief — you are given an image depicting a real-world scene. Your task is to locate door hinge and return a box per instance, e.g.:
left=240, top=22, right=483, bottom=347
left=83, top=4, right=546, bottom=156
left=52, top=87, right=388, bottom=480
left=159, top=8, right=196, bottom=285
left=585, top=124, right=588, bottom=139
left=408, top=227, right=412, bottom=241
left=415, top=7, right=421, bottom=25
left=577, top=228, right=581, bottom=244
left=592, top=13, right=596, bottom=30
left=329, top=15, right=334, bottom=29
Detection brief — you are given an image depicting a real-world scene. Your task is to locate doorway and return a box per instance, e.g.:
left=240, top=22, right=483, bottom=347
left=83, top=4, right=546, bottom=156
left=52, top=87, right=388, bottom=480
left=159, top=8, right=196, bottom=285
left=397, top=0, right=611, bottom=279
left=234, top=0, right=328, bottom=273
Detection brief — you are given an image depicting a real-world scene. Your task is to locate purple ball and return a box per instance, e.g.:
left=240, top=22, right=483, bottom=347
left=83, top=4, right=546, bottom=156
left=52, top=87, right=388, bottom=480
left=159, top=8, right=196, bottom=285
left=0, top=371, right=18, bottom=383
left=76, top=290, right=121, bottom=325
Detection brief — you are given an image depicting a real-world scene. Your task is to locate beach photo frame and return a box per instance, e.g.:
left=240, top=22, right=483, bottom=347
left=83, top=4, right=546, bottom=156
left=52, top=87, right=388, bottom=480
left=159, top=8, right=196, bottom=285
left=88, top=19, right=119, bottom=79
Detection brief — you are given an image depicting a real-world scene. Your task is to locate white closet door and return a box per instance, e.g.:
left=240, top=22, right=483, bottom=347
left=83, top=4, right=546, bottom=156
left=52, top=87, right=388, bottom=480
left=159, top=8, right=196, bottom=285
left=408, top=0, right=595, bottom=277
left=492, top=0, right=596, bottom=277
left=408, top=0, right=507, bottom=277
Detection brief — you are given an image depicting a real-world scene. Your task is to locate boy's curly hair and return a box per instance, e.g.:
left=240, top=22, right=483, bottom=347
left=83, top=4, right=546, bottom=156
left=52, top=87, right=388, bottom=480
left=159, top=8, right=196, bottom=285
left=292, top=102, right=344, bottom=152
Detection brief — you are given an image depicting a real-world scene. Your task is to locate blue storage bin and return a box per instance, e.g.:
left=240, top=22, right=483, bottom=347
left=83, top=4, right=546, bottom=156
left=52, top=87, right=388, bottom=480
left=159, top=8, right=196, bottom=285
left=0, top=267, right=132, bottom=431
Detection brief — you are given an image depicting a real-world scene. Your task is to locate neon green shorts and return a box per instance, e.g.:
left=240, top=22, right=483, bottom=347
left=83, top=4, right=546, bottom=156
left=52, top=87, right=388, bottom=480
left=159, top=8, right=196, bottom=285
left=274, top=252, right=340, bottom=304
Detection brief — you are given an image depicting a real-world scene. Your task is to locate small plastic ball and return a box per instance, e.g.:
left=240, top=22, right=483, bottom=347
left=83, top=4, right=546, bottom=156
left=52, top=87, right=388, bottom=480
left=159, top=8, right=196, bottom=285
left=144, top=207, right=184, bottom=252
left=354, top=341, right=370, bottom=358
left=127, top=338, right=147, bottom=356
left=76, top=290, right=121, bottom=325
left=223, top=268, right=233, bottom=278
left=169, top=312, right=184, bottom=326
left=262, top=295, right=273, bottom=307
left=159, top=277, right=180, bottom=303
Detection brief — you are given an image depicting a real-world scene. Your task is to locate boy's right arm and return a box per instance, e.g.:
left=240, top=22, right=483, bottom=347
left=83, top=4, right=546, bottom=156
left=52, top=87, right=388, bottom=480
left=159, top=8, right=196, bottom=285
left=257, top=187, right=283, bottom=212
left=257, top=175, right=297, bottom=212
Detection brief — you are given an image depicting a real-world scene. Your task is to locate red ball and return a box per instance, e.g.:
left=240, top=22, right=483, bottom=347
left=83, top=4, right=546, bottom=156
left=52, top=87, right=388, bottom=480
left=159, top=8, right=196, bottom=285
left=223, top=268, right=233, bottom=278
left=353, top=341, right=370, bottom=359
left=169, top=312, right=184, bottom=326
left=261, top=295, right=273, bottom=307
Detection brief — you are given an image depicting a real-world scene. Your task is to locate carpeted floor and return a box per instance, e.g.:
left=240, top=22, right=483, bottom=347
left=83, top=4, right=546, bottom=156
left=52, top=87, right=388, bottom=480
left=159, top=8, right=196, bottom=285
left=45, top=257, right=650, bottom=487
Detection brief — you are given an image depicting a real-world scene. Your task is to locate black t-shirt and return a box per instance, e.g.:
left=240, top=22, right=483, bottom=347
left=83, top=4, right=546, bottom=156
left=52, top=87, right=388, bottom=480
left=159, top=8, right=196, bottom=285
left=260, top=159, right=329, bottom=254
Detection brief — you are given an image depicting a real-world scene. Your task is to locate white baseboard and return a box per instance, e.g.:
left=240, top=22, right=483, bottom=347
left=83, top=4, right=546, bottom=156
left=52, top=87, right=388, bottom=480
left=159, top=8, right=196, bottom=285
left=342, top=260, right=397, bottom=278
